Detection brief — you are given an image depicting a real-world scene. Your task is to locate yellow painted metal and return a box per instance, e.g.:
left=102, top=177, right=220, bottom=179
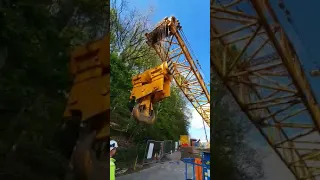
left=63, top=35, right=110, bottom=139
left=211, top=0, right=320, bottom=179
left=145, top=16, right=210, bottom=127
left=180, top=135, right=190, bottom=146
left=130, top=62, right=173, bottom=124
left=62, top=35, right=110, bottom=179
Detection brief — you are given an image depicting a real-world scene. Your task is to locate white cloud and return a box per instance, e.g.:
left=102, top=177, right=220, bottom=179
left=188, top=107, right=210, bottom=143
left=200, top=136, right=208, bottom=143
left=189, top=108, right=209, bottom=130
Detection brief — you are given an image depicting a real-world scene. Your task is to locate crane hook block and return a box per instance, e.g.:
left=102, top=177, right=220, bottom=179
left=130, top=62, right=173, bottom=124
left=132, top=102, right=156, bottom=124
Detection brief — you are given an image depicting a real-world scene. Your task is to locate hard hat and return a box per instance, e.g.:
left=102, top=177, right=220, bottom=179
left=110, top=140, right=118, bottom=151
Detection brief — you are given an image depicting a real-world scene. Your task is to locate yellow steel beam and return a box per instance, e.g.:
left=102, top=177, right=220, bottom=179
left=146, top=16, right=210, bottom=127
left=211, top=0, right=320, bottom=179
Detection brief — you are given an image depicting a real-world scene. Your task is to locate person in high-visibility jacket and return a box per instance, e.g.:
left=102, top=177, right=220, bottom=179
left=110, top=140, right=118, bottom=180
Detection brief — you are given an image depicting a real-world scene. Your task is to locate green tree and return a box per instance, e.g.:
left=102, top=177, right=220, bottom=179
left=211, top=75, right=264, bottom=180
left=0, top=0, right=109, bottom=179
left=109, top=0, right=190, bottom=168
left=211, top=44, right=265, bottom=179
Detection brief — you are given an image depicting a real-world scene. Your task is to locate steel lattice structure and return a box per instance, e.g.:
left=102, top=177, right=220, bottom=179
left=211, top=0, right=320, bottom=179
left=145, top=16, right=210, bottom=126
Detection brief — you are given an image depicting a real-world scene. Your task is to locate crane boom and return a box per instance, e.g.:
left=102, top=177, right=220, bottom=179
left=212, top=0, right=320, bottom=179
left=145, top=16, right=210, bottom=126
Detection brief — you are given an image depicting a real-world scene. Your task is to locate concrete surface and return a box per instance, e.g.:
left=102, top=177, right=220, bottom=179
left=116, top=151, right=194, bottom=180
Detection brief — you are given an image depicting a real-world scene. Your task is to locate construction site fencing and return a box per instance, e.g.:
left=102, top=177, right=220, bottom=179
left=142, top=140, right=180, bottom=165
left=163, top=140, right=175, bottom=155
left=175, top=141, right=179, bottom=151
left=113, top=141, right=146, bottom=169
left=142, top=140, right=165, bottom=165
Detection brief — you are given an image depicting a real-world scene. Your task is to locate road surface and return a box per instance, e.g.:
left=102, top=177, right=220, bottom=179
left=116, top=151, right=194, bottom=180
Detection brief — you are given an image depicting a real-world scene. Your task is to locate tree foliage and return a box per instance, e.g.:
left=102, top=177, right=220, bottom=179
left=109, top=1, right=191, bottom=169
left=0, top=0, right=108, bottom=179
left=110, top=0, right=158, bottom=70
left=211, top=44, right=265, bottom=179
left=110, top=0, right=190, bottom=144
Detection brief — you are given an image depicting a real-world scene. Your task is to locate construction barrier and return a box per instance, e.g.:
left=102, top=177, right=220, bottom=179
left=175, top=141, right=179, bottom=151
left=182, top=152, right=210, bottom=180
left=180, top=135, right=190, bottom=146
left=113, top=142, right=146, bottom=169
left=202, top=152, right=210, bottom=180
left=142, top=140, right=164, bottom=165
left=163, top=140, right=174, bottom=155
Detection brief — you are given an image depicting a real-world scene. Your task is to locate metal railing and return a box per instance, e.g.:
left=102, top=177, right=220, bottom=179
left=142, top=139, right=179, bottom=165
left=182, top=152, right=210, bottom=180
left=142, top=140, right=164, bottom=165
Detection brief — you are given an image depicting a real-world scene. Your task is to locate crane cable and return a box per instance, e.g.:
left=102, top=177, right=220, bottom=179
left=178, top=28, right=209, bottom=142
left=202, top=116, right=209, bottom=143
left=180, top=29, right=210, bottom=86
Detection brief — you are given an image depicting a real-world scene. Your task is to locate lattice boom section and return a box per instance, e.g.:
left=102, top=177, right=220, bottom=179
left=146, top=16, right=210, bottom=126
left=211, top=0, right=320, bottom=179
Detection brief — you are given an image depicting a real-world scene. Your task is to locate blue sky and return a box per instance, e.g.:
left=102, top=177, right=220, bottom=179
left=120, top=1, right=320, bottom=178
left=131, top=0, right=211, bottom=142
left=269, top=1, right=320, bottom=96
left=247, top=1, right=320, bottom=144
left=238, top=2, right=320, bottom=179
left=128, top=0, right=320, bottom=144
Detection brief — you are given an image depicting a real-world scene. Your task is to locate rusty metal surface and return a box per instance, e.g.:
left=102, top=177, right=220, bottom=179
left=211, top=0, right=320, bottom=179
left=146, top=16, right=210, bottom=126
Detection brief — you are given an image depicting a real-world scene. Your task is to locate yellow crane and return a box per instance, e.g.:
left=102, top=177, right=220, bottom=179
left=130, top=62, right=173, bottom=124
left=211, top=0, right=320, bottom=179
left=60, top=35, right=110, bottom=180
left=130, top=16, right=210, bottom=128
left=59, top=16, right=210, bottom=180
